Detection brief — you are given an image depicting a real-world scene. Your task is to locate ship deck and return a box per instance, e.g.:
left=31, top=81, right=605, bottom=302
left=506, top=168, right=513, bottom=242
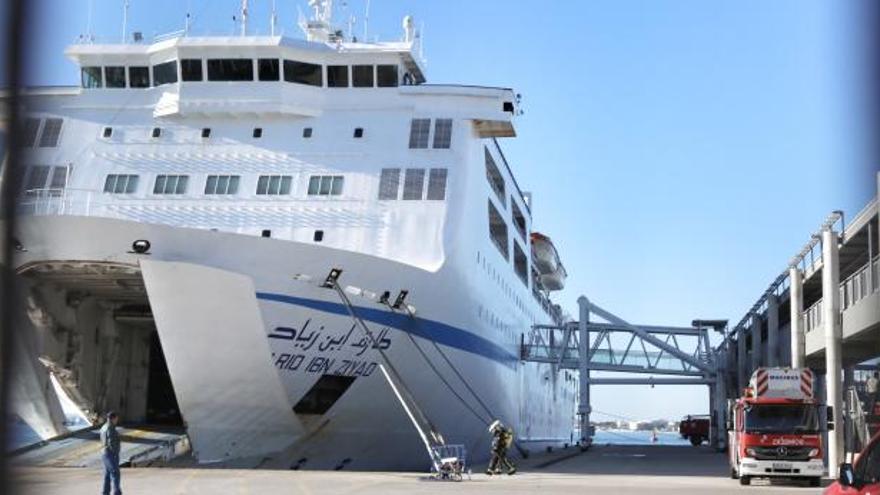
left=12, top=444, right=829, bottom=494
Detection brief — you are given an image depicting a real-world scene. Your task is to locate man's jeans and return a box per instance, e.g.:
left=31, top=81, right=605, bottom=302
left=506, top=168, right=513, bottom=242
left=102, top=451, right=122, bottom=495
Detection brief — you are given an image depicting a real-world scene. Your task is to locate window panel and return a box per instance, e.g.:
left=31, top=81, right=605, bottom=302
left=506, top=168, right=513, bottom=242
left=21, top=118, right=40, bottom=148
left=426, top=168, right=447, bottom=200
left=128, top=66, right=150, bottom=88
left=204, top=175, right=240, bottom=195
left=330, top=176, right=344, bottom=195
left=284, top=60, right=322, bottom=86
left=256, top=175, right=292, bottom=195
left=207, top=59, right=254, bottom=81
left=511, top=199, right=527, bottom=241
left=376, top=65, right=399, bottom=87
left=378, top=168, right=400, bottom=200
left=258, top=59, right=280, bottom=81
left=81, top=67, right=102, bottom=88
left=352, top=65, right=374, bottom=87
left=433, top=118, right=453, bottom=149
left=104, top=174, right=138, bottom=194
left=408, top=118, right=430, bottom=149
left=513, top=241, right=528, bottom=286
left=307, top=175, right=344, bottom=196
left=488, top=200, right=509, bottom=260
left=153, top=174, right=188, bottom=194
left=257, top=175, right=269, bottom=195
left=49, top=166, right=68, bottom=189
left=181, top=59, right=203, bottom=81
left=402, top=168, right=425, bottom=200
left=485, top=147, right=506, bottom=207
left=327, top=65, right=349, bottom=87
left=152, top=61, right=178, bottom=86
left=105, top=66, right=126, bottom=88
left=38, top=118, right=63, bottom=148
left=25, top=165, right=50, bottom=191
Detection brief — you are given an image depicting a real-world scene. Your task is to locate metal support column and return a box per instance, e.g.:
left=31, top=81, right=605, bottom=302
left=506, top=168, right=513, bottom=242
left=767, top=295, right=780, bottom=367
left=577, top=296, right=593, bottom=450
left=712, top=365, right=727, bottom=451
left=789, top=267, right=805, bottom=368
left=750, top=315, right=761, bottom=374
left=737, top=327, right=748, bottom=393
left=822, top=228, right=844, bottom=472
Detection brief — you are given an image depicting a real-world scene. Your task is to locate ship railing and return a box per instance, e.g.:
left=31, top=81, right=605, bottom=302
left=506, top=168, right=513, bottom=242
left=18, top=188, right=100, bottom=217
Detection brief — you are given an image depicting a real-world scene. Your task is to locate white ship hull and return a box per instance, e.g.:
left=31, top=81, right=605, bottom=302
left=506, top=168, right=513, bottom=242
left=14, top=215, right=575, bottom=470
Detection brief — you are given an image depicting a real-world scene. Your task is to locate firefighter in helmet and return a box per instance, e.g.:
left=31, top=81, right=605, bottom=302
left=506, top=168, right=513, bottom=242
left=486, top=420, right=516, bottom=475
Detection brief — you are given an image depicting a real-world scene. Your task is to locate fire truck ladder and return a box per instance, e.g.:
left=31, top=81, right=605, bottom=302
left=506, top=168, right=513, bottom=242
left=520, top=296, right=727, bottom=450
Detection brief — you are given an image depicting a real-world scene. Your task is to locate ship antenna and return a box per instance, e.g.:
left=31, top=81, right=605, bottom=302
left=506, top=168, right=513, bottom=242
left=363, top=0, right=370, bottom=41
left=85, top=0, right=95, bottom=43
left=270, top=0, right=278, bottom=36
left=121, top=0, right=130, bottom=43
left=240, top=0, right=249, bottom=36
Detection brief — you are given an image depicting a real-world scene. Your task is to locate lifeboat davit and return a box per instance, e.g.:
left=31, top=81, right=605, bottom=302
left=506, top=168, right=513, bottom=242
left=530, top=232, right=567, bottom=291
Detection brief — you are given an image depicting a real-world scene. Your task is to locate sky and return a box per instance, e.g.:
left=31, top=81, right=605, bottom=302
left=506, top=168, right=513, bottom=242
left=17, top=0, right=879, bottom=422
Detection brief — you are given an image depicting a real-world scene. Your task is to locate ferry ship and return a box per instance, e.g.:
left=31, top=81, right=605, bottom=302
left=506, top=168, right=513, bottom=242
left=9, top=0, right=577, bottom=470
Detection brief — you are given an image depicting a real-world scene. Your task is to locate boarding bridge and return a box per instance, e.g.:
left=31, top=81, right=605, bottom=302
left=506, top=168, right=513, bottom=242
left=521, top=297, right=726, bottom=450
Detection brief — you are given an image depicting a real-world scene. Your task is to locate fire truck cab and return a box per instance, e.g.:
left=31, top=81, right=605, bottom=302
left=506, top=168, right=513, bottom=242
left=728, top=368, right=826, bottom=487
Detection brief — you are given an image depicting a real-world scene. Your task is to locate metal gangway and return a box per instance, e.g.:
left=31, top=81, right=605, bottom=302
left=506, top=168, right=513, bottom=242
left=521, top=296, right=727, bottom=449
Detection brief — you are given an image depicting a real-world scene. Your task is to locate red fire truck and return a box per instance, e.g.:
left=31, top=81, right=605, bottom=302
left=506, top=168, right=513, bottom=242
left=728, top=367, right=826, bottom=487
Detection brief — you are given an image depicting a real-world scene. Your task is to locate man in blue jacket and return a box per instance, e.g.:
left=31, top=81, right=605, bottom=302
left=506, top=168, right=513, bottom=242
left=100, top=411, right=122, bottom=495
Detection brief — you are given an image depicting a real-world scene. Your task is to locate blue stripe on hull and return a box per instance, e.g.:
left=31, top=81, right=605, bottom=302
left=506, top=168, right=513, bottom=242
left=256, top=292, right=518, bottom=368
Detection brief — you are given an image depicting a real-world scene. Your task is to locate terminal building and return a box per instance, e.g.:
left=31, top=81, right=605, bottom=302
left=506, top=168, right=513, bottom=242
left=722, top=173, right=880, bottom=469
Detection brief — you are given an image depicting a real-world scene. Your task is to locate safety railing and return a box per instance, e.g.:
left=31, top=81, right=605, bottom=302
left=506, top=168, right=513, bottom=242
left=804, top=256, right=879, bottom=334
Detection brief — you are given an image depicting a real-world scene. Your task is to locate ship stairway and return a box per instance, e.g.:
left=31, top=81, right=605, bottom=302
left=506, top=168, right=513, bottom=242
left=520, top=296, right=725, bottom=450
left=319, top=268, right=450, bottom=473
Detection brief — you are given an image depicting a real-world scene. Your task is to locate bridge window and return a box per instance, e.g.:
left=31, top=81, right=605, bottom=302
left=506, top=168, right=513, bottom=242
left=307, top=175, right=344, bottom=196
left=153, top=175, right=189, bottom=195
left=377, top=65, right=398, bottom=87
left=207, top=59, right=253, bottom=81
left=49, top=166, right=68, bottom=190
left=352, top=65, right=374, bottom=87
left=258, top=59, right=280, bottom=81
left=426, top=168, right=448, bottom=200
left=205, top=175, right=240, bottom=195
left=24, top=166, right=51, bottom=192
left=488, top=200, right=508, bottom=260
left=513, top=241, right=528, bottom=286
left=103, top=174, right=139, bottom=194
left=402, top=168, right=425, bottom=200
left=22, top=118, right=40, bottom=148
left=257, top=175, right=292, bottom=195
left=129, top=66, right=150, bottom=88
left=485, top=148, right=505, bottom=207
left=327, top=65, right=349, bottom=87
left=433, top=119, right=452, bottom=149
left=38, top=118, right=63, bottom=148
left=181, top=59, right=203, bottom=82
left=153, top=61, right=178, bottom=86
left=408, top=118, right=430, bottom=149
left=511, top=199, right=526, bottom=241
left=378, top=168, right=400, bottom=200
left=81, top=67, right=102, bottom=88
left=284, top=60, right=322, bottom=87
left=105, top=66, right=126, bottom=88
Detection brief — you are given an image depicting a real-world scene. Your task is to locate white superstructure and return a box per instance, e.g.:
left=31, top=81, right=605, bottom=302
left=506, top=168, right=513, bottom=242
left=10, top=4, right=577, bottom=470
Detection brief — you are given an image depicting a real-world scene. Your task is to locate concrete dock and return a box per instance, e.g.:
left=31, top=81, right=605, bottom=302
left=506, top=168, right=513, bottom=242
left=12, top=445, right=830, bottom=494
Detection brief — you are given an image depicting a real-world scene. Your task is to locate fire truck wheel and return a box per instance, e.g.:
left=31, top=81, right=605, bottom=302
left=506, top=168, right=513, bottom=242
left=689, top=436, right=703, bottom=446
left=729, top=467, right=738, bottom=479
left=739, top=475, right=751, bottom=486
left=808, top=477, right=821, bottom=487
